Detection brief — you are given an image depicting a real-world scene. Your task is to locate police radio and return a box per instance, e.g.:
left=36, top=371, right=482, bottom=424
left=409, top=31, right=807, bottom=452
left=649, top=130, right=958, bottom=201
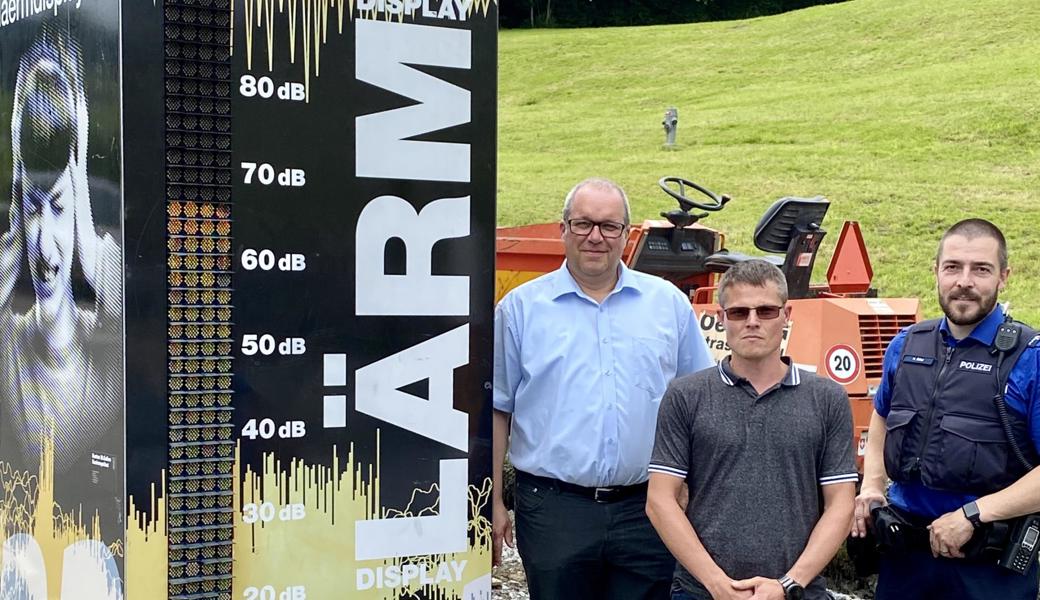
left=999, top=514, right=1040, bottom=574
left=990, top=316, right=1040, bottom=574
left=993, top=318, right=1019, bottom=354
left=991, top=316, right=1035, bottom=471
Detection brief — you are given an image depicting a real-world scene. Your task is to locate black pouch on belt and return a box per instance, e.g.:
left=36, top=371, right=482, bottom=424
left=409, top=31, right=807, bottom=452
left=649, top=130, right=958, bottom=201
left=961, top=520, right=1011, bottom=562
left=872, top=504, right=931, bottom=553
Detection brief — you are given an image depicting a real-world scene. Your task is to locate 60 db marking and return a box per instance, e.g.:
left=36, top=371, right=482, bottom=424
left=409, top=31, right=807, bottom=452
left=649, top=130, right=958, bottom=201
left=242, top=248, right=276, bottom=270
left=240, top=249, right=307, bottom=272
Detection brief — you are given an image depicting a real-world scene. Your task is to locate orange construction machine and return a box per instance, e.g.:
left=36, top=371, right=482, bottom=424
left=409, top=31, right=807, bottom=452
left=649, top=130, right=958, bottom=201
left=496, top=177, right=920, bottom=469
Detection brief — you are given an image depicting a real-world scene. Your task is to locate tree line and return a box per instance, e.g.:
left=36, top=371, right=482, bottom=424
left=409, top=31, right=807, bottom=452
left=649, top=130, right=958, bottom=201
left=499, top=0, right=849, bottom=28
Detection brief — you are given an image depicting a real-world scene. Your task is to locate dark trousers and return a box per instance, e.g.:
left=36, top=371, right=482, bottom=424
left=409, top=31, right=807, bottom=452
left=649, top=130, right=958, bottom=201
left=877, top=547, right=1040, bottom=600
left=514, top=472, right=674, bottom=600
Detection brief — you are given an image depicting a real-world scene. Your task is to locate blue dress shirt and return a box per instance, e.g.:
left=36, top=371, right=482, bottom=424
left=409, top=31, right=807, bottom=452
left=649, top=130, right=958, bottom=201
left=494, top=262, right=714, bottom=487
left=875, top=305, right=1040, bottom=518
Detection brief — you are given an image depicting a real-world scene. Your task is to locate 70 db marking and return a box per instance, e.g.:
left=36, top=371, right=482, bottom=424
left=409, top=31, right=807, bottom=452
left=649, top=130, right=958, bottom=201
left=241, top=162, right=306, bottom=187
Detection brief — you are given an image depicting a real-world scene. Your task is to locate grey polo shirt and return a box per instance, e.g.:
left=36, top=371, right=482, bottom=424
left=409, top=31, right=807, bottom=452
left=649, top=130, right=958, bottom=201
left=649, top=357, right=858, bottom=600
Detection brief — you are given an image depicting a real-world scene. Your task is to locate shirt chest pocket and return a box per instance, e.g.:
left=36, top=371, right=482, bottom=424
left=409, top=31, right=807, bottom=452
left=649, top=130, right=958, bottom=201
left=630, top=336, right=677, bottom=398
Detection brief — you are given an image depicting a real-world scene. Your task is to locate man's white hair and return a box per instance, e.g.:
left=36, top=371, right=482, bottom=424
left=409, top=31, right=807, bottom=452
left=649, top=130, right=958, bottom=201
left=562, top=177, right=631, bottom=225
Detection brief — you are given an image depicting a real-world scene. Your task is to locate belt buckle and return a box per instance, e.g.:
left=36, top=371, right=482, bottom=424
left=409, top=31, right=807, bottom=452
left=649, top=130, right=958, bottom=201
left=594, top=487, right=615, bottom=503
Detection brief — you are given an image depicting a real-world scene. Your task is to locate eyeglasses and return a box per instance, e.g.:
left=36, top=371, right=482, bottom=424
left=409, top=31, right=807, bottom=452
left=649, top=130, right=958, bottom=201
left=566, top=219, right=627, bottom=238
left=722, top=305, right=784, bottom=321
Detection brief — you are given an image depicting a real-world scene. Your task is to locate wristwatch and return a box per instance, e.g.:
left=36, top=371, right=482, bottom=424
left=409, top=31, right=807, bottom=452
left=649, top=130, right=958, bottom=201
left=962, top=501, right=983, bottom=529
left=778, top=574, right=804, bottom=600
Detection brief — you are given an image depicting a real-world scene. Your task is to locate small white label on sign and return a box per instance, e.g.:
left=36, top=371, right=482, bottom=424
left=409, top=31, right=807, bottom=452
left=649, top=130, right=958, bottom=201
left=825, top=344, right=860, bottom=385
left=868, top=299, right=894, bottom=314
left=797, top=252, right=813, bottom=267
left=857, top=431, right=868, bottom=456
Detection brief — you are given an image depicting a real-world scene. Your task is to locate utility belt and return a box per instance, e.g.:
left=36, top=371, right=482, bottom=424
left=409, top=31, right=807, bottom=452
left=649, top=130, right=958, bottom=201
left=516, top=471, right=648, bottom=504
left=848, top=504, right=1040, bottom=576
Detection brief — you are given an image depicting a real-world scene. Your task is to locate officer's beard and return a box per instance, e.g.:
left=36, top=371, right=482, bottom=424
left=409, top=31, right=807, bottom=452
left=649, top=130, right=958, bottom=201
left=939, top=288, right=998, bottom=327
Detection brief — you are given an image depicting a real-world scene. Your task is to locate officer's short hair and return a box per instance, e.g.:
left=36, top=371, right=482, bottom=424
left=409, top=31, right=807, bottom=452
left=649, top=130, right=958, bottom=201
left=717, top=259, right=789, bottom=307
left=937, top=219, right=1008, bottom=271
left=562, top=178, right=631, bottom=226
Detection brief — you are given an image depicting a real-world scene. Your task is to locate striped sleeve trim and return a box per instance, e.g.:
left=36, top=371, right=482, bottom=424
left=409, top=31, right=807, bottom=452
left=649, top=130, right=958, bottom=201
left=819, top=473, right=859, bottom=486
left=648, top=464, right=688, bottom=479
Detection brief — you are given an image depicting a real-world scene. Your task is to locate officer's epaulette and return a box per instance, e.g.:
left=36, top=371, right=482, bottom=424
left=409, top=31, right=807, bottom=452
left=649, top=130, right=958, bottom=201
left=1028, top=333, right=1040, bottom=348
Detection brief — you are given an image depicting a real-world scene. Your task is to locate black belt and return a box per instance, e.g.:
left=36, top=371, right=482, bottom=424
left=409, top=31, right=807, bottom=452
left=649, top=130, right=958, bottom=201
left=517, top=471, right=648, bottom=504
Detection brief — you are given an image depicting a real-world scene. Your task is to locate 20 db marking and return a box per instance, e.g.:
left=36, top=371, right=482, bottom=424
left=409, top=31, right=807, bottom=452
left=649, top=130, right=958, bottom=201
left=825, top=344, right=860, bottom=384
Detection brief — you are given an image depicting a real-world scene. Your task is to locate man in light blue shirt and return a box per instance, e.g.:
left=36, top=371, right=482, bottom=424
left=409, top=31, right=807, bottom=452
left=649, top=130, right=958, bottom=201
left=492, top=177, right=713, bottom=600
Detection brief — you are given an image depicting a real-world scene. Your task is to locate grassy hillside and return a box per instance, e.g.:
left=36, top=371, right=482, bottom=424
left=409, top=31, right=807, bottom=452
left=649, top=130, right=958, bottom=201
left=498, top=0, right=1040, bottom=322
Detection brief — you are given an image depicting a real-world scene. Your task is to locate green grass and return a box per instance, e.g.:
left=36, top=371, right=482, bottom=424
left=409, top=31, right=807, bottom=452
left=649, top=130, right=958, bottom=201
left=498, top=0, right=1040, bottom=323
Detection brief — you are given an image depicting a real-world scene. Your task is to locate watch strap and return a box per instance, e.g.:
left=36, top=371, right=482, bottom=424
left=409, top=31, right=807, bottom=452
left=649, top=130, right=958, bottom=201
left=962, top=501, right=983, bottom=529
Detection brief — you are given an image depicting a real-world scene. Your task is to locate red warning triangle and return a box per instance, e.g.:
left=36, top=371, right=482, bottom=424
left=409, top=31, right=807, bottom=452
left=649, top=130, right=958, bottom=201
left=826, top=221, right=874, bottom=294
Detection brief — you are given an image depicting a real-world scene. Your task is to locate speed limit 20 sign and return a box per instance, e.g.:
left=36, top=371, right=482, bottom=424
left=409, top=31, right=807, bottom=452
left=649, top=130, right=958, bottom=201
left=825, top=344, right=861, bottom=384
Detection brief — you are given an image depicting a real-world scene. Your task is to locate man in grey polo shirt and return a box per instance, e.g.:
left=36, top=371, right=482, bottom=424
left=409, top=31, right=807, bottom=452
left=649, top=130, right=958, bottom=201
left=647, top=259, right=857, bottom=600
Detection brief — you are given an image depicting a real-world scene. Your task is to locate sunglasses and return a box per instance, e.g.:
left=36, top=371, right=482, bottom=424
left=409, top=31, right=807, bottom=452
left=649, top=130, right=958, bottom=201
left=722, top=305, right=784, bottom=321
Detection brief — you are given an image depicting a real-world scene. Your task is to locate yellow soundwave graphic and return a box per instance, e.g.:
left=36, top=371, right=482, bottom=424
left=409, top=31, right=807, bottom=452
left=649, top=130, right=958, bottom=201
left=2, top=430, right=490, bottom=598
left=236, top=0, right=496, bottom=101
left=0, top=430, right=123, bottom=597
left=126, top=479, right=168, bottom=599
left=234, top=437, right=492, bottom=600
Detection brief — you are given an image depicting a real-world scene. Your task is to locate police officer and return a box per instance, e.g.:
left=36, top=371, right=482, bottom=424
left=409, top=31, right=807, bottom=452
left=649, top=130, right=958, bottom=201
left=852, top=219, right=1040, bottom=599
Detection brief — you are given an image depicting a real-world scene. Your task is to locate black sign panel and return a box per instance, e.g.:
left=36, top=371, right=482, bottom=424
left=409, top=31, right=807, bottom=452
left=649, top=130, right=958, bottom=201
left=231, top=2, right=495, bottom=597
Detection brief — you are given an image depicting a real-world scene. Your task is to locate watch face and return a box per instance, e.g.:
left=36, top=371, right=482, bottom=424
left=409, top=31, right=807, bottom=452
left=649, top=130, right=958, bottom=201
left=788, top=584, right=805, bottom=600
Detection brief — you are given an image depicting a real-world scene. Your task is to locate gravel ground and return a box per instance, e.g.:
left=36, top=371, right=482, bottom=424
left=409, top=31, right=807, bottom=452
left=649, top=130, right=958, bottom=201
left=492, top=514, right=865, bottom=599
left=492, top=542, right=530, bottom=600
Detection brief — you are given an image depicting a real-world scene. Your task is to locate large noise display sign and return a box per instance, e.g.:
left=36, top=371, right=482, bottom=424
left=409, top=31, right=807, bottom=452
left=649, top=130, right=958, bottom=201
left=0, top=0, right=496, bottom=597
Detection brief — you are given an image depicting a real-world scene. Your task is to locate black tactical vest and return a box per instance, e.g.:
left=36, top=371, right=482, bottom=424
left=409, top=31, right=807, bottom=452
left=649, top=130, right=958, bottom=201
left=883, top=318, right=1039, bottom=495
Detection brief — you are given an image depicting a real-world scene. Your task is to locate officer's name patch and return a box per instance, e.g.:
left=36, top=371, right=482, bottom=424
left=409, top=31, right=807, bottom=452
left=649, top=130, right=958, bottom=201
left=958, top=360, right=993, bottom=373
left=903, top=355, right=935, bottom=365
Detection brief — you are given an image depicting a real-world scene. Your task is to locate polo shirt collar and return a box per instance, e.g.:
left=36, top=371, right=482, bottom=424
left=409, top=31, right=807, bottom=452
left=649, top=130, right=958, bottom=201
left=939, top=304, right=1005, bottom=346
left=550, top=261, right=642, bottom=301
left=717, top=356, right=801, bottom=387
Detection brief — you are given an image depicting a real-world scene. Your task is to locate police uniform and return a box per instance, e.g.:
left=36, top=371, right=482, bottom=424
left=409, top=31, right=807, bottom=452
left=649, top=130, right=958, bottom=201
left=874, top=306, right=1040, bottom=599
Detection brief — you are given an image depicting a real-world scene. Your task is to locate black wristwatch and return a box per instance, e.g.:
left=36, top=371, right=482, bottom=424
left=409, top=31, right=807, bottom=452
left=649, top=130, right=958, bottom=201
left=778, top=574, right=804, bottom=600
left=962, top=501, right=983, bottom=529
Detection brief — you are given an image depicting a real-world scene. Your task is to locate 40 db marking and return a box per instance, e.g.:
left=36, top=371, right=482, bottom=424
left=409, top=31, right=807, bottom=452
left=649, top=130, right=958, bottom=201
left=825, top=344, right=860, bottom=385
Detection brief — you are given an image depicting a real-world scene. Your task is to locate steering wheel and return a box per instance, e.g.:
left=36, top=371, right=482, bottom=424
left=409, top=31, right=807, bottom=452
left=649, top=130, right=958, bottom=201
left=658, top=177, right=730, bottom=212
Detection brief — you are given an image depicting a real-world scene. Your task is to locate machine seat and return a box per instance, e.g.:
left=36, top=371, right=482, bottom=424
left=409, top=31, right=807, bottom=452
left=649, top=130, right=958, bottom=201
left=704, top=251, right=784, bottom=273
